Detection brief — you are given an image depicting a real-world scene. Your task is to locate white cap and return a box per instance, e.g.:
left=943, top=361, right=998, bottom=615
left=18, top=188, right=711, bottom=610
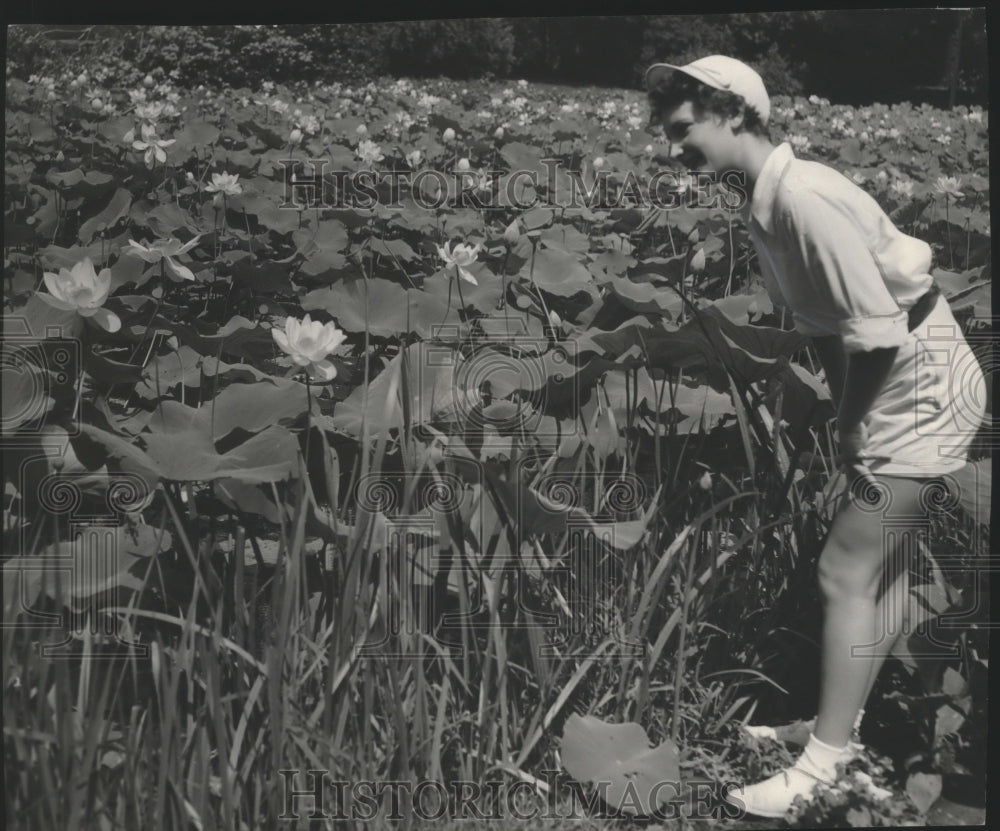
left=645, top=55, right=770, bottom=124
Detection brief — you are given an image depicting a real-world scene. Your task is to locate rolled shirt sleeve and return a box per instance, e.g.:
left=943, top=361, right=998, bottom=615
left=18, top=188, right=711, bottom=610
left=779, top=189, right=909, bottom=354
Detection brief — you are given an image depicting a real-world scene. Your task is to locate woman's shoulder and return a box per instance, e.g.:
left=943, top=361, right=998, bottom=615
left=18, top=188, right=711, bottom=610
left=778, top=157, right=856, bottom=199
left=773, top=158, right=876, bottom=225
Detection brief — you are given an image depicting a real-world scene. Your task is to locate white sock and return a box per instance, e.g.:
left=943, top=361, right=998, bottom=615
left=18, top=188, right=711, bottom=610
left=794, top=733, right=850, bottom=783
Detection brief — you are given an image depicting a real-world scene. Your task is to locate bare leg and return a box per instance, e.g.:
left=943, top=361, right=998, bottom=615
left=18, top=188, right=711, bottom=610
left=752, top=565, right=910, bottom=741
left=726, top=475, right=928, bottom=818
left=860, top=565, right=911, bottom=706
left=813, top=475, right=925, bottom=748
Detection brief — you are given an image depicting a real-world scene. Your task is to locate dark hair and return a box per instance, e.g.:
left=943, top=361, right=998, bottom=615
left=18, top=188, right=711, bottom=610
left=647, top=69, right=770, bottom=139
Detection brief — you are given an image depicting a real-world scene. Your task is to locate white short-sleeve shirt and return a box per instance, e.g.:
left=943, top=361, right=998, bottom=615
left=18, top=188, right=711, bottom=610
left=742, top=142, right=935, bottom=354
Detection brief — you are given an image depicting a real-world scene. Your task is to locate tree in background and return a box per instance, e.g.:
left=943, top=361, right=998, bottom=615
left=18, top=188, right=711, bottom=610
left=5, top=12, right=988, bottom=106
left=380, top=18, right=516, bottom=79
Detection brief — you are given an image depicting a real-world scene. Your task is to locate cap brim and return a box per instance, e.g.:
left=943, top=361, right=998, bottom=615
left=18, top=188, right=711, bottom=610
left=645, top=63, right=681, bottom=89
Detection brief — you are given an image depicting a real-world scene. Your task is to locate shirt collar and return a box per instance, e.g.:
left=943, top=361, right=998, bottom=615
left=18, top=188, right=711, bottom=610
left=744, top=142, right=795, bottom=234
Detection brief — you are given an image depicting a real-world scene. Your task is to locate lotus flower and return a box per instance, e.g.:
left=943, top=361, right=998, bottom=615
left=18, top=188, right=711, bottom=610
left=134, top=101, right=165, bottom=123
left=788, top=133, right=811, bottom=152
left=436, top=241, right=482, bottom=285
left=473, top=169, right=494, bottom=192
left=38, top=258, right=121, bottom=332
left=503, top=220, right=520, bottom=244
left=205, top=172, right=242, bottom=196
left=357, top=139, right=384, bottom=165
left=890, top=179, right=915, bottom=198
left=406, top=150, right=422, bottom=169
left=132, top=123, right=174, bottom=168
left=271, top=314, right=347, bottom=381
left=125, top=236, right=202, bottom=282
left=205, top=172, right=243, bottom=206
left=935, top=175, right=963, bottom=199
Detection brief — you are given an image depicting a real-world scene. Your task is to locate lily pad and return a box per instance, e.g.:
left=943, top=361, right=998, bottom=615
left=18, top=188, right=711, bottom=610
left=560, top=714, right=680, bottom=817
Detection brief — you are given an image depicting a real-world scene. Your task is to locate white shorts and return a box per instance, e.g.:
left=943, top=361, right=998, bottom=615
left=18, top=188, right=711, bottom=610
left=863, top=294, right=987, bottom=478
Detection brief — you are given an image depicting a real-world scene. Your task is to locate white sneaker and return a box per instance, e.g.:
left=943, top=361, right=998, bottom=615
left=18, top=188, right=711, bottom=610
left=725, top=763, right=831, bottom=819
left=726, top=740, right=855, bottom=819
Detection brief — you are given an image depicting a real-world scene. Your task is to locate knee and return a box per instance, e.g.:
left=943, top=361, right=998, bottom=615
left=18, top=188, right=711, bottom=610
left=817, top=544, right=881, bottom=603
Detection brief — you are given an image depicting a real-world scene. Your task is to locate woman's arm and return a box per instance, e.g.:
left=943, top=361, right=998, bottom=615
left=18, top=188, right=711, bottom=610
left=810, top=336, right=898, bottom=462
left=837, top=347, right=899, bottom=436
left=810, top=334, right=847, bottom=412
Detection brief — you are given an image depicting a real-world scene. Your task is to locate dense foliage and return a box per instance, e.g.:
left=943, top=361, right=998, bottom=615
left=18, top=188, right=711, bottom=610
left=7, top=11, right=988, bottom=103
left=2, top=56, right=990, bottom=830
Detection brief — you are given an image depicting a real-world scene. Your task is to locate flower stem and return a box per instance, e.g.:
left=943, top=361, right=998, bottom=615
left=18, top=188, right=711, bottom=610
left=946, top=195, right=954, bottom=268
left=726, top=207, right=735, bottom=296
left=527, top=238, right=552, bottom=325
left=454, top=264, right=468, bottom=330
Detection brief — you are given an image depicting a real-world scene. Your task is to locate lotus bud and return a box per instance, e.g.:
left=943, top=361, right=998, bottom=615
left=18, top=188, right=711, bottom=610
left=457, top=158, right=470, bottom=171
left=143, top=74, right=155, bottom=88
left=548, top=310, right=562, bottom=328
left=644, top=144, right=654, bottom=154
left=687, top=228, right=699, bottom=244
left=592, top=156, right=605, bottom=170
left=690, top=247, right=706, bottom=274
left=698, top=471, right=713, bottom=491
left=494, top=126, right=504, bottom=140
left=503, top=220, right=520, bottom=244
left=443, top=127, right=456, bottom=143
left=356, top=124, right=367, bottom=136
left=289, top=128, right=303, bottom=144
left=91, top=98, right=103, bottom=110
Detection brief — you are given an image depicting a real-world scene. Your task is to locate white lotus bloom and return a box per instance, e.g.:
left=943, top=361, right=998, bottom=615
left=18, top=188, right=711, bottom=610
left=436, top=241, right=482, bottom=285
left=357, top=139, right=384, bottom=165
left=891, top=179, right=914, bottom=198
left=271, top=314, right=347, bottom=382
left=125, top=236, right=202, bottom=282
left=39, top=258, right=121, bottom=332
left=788, top=133, right=811, bottom=152
left=205, top=172, right=243, bottom=197
left=935, top=175, right=963, bottom=199
left=131, top=122, right=175, bottom=168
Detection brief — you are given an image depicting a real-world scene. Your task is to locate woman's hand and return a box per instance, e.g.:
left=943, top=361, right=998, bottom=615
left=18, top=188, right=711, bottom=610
left=837, top=421, right=883, bottom=492
left=837, top=420, right=869, bottom=464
